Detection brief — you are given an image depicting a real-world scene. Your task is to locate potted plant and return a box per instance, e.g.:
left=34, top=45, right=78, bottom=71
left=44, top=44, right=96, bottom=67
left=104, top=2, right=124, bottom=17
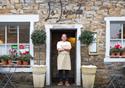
left=8, top=56, right=12, bottom=65
left=110, top=43, right=122, bottom=57
left=31, top=29, right=46, bottom=88
left=79, top=30, right=97, bottom=88
left=22, top=54, right=31, bottom=65
left=0, top=55, right=10, bottom=65
left=16, top=56, right=22, bottom=65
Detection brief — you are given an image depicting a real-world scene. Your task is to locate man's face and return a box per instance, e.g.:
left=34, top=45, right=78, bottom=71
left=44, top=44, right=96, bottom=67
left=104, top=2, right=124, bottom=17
left=61, top=34, right=67, bottom=41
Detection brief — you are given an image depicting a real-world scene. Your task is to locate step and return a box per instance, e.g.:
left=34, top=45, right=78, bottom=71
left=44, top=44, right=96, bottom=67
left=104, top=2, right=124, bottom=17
left=45, top=85, right=82, bottom=88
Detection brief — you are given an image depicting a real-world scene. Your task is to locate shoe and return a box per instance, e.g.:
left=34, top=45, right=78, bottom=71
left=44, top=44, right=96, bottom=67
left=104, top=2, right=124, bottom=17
left=65, top=81, right=70, bottom=87
left=57, top=81, right=63, bottom=86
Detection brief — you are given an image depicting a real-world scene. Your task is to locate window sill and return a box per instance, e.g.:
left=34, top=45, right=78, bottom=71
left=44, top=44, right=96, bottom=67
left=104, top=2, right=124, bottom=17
left=104, top=57, right=125, bottom=62
left=0, top=67, right=32, bottom=72
left=0, top=62, right=31, bottom=68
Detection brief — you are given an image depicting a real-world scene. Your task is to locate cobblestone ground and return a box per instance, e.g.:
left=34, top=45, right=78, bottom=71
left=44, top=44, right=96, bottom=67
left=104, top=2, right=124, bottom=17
left=0, top=83, right=33, bottom=88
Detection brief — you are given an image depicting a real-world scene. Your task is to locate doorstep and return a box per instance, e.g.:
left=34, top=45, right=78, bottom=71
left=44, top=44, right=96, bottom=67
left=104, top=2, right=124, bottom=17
left=3, top=84, right=82, bottom=88
left=45, top=85, right=82, bottom=88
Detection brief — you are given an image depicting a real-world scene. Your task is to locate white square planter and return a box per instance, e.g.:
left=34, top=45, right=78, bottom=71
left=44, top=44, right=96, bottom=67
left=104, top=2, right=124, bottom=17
left=32, top=65, right=46, bottom=88
left=81, top=65, right=97, bottom=88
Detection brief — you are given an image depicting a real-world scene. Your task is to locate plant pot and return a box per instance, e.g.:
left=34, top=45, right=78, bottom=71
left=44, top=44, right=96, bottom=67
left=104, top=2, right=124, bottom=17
left=23, top=61, right=29, bottom=65
left=81, top=65, right=97, bottom=88
left=32, top=65, right=46, bottom=88
left=111, top=53, right=116, bottom=57
left=111, top=52, right=120, bottom=57
left=17, top=60, right=22, bottom=65
left=8, top=60, right=12, bottom=65
left=121, top=52, right=125, bottom=57
left=2, top=60, right=8, bottom=65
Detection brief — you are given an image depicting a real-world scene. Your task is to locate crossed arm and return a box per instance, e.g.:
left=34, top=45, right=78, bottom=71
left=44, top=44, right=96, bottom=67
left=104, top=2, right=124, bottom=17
left=57, top=47, right=71, bottom=52
left=57, top=42, right=72, bottom=52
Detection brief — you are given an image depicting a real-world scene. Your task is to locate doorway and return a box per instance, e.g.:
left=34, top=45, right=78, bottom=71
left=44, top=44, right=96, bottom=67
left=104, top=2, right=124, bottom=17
left=45, top=24, right=82, bottom=86
left=50, top=29, right=77, bottom=85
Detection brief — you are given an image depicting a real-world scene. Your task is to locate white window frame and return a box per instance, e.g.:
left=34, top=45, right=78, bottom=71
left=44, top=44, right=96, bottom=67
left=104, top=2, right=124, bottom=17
left=0, top=15, right=39, bottom=72
left=104, top=17, right=125, bottom=62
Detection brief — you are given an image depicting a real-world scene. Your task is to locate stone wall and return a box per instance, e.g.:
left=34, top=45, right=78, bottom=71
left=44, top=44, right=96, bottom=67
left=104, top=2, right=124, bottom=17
left=0, top=0, right=125, bottom=87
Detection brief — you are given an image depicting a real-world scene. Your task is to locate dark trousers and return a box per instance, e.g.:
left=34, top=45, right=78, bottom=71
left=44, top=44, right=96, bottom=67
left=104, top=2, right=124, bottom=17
left=58, top=70, right=70, bottom=81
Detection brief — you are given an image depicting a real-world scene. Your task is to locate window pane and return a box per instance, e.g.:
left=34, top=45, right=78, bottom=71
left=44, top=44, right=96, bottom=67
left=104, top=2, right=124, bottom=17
left=123, top=40, right=125, bottom=47
left=0, top=45, right=6, bottom=55
left=7, top=25, right=17, bottom=43
left=0, top=25, right=5, bottom=44
left=19, top=23, right=30, bottom=43
left=110, top=23, right=122, bottom=39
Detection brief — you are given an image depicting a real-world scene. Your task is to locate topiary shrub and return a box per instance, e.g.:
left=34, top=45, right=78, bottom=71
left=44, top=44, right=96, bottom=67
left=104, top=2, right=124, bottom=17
left=31, top=30, right=46, bottom=65
left=79, top=30, right=94, bottom=45
left=31, top=30, right=46, bottom=45
left=79, top=30, right=94, bottom=64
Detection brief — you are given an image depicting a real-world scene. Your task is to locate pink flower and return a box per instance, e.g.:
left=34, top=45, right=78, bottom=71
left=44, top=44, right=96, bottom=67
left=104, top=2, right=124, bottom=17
left=20, top=51, right=29, bottom=55
left=114, top=43, right=122, bottom=49
left=25, top=51, right=29, bottom=54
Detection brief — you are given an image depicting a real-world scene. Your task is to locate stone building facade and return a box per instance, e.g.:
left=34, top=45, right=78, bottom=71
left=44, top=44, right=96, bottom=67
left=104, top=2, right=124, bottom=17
left=0, top=0, right=125, bottom=88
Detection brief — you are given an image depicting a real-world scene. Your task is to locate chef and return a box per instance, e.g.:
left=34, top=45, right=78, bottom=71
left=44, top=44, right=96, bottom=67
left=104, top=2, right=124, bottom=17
left=57, top=34, right=72, bottom=86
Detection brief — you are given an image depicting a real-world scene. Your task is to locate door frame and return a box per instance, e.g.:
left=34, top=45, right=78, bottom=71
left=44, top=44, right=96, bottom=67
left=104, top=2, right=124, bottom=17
left=45, top=24, right=82, bottom=86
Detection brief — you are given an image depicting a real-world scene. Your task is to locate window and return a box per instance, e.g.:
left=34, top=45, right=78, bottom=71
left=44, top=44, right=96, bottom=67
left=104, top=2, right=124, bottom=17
left=0, top=22, right=30, bottom=56
left=110, top=22, right=125, bottom=54
left=105, top=17, right=125, bottom=62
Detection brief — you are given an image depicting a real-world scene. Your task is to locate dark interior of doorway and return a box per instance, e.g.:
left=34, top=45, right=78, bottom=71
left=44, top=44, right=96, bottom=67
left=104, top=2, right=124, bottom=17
left=50, top=29, right=77, bottom=85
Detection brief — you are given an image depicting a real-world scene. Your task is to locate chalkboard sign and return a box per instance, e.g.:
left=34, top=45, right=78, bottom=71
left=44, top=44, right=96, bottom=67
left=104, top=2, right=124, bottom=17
left=89, top=32, right=98, bottom=55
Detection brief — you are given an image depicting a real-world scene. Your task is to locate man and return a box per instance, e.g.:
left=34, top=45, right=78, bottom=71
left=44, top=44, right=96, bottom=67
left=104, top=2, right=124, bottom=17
left=57, top=34, right=72, bottom=86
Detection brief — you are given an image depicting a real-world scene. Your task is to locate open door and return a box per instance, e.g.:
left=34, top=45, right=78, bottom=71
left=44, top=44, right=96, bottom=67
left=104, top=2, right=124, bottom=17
left=50, top=29, right=77, bottom=85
